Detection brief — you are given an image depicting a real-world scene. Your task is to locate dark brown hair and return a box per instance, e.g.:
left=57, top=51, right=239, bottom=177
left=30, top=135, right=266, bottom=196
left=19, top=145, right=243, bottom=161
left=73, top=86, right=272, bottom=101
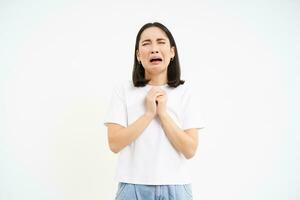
left=132, top=22, right=185, bottom=87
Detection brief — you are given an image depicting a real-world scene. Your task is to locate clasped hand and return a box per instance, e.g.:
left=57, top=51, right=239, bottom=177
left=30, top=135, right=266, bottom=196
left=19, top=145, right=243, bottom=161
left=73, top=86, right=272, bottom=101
left=145, top=86, right=167, bottom=118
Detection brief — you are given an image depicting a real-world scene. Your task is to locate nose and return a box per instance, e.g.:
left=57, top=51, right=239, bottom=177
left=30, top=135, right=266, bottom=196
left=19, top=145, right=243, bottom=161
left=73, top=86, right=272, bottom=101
left=150, top=44, right=159, bottom=54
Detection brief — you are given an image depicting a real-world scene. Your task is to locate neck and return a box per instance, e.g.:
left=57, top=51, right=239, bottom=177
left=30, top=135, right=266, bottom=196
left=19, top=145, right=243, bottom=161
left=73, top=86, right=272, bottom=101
left=145, top=72, right=167, bottom=86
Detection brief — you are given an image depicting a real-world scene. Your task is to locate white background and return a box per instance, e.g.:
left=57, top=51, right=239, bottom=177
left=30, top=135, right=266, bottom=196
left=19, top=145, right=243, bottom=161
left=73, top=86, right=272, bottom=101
left=0, top=0, right=299, bottom=199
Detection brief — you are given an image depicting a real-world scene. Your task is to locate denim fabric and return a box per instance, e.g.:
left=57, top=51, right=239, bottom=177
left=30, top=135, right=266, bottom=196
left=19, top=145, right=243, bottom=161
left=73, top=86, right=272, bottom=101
left=115, top=182, right=193, bottom=200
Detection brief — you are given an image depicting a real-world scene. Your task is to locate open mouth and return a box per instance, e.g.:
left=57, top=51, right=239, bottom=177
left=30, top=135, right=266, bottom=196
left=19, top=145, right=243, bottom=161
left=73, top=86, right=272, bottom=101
left=150, top=58, right=162, bottom=63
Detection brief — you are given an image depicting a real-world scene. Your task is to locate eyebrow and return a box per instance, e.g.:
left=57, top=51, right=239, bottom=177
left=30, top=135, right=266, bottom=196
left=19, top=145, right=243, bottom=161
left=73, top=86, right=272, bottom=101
left=141, top=38, right=167, bottom=43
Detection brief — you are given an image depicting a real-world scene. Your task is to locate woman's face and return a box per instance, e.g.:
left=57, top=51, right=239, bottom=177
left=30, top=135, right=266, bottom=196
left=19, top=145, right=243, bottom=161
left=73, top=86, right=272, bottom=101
left=136, top=27, right=175, bottom=75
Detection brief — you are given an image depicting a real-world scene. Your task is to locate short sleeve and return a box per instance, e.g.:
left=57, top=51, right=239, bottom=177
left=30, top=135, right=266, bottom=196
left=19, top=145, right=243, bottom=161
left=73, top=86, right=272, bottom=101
left=103, top=84, right=127, bottom=127
left=181, top=86, right=205, bottom=130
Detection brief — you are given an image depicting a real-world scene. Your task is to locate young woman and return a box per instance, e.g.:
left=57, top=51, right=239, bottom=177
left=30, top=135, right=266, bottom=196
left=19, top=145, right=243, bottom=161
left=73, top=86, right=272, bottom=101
left=104, top=22, right=204, bottom=200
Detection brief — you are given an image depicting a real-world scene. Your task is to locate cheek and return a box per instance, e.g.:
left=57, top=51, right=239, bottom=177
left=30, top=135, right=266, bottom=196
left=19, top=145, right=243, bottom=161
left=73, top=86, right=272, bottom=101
left=139, top=49, right=149, bottom=58
left=161, top=48, right=172, bottom=57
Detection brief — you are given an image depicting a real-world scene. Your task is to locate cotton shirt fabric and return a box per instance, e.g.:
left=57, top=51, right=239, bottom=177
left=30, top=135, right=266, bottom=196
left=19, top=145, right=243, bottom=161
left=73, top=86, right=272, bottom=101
left=104, top=81, right=204, bottom=185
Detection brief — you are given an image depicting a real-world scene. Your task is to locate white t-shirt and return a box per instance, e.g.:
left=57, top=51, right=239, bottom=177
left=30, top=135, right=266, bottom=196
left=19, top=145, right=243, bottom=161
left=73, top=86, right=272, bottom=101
left=104, top=80, right=204, bottom=185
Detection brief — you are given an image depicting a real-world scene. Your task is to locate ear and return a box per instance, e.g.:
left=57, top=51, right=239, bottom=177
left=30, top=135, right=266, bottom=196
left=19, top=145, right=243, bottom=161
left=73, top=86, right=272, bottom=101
left=136, top=50, right=140, bottom=62
left=170, top=46, right=175, bottom=58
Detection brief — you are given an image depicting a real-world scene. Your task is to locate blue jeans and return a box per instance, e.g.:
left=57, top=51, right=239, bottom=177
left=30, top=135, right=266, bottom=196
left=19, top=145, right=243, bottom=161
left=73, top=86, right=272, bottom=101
left=115, top=182, right=193, bottom=200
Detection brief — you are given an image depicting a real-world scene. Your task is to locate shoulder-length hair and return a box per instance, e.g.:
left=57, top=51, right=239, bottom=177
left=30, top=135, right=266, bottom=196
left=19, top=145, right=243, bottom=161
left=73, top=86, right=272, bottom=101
left=132, top=22, right=185, bottom=87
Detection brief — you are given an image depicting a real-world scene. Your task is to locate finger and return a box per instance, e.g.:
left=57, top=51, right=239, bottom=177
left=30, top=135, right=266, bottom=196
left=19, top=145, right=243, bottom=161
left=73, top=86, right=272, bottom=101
left=150, top=86, right=165, bottom=93
left=154, top=92, right=165, bottom=98
left=153, top=92, right=164, bottom=104
left=148, top=87, right=160, bottom=97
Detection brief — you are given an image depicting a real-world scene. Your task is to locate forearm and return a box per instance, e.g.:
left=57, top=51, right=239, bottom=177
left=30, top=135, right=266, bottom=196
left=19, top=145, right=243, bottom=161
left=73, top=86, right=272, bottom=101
left=109, top=113, right=154, bottom=153
left=158, top=113, right=197, bottom=159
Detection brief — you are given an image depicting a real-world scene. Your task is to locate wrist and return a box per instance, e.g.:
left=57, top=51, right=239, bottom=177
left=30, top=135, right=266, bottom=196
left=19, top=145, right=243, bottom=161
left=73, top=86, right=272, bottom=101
left=144, top=112, right=155, bottom=119
left=158, top=111, right=168, bottom=118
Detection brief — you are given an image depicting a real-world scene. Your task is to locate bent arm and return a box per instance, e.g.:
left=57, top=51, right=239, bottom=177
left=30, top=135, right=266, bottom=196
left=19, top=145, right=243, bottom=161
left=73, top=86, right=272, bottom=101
left=105, top=113, right=154, bottom=153
left=158, top=113, right=199, bottom=159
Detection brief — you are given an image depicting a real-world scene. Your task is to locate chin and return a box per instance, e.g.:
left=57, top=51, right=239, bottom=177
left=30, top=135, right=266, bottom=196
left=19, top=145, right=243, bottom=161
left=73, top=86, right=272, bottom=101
left=147, top=66, right=167, bottom=74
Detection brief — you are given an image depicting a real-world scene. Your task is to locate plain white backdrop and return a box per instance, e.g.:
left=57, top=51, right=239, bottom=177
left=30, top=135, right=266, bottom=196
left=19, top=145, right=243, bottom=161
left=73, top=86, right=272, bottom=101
left=0, top=0, right=299, bottom=199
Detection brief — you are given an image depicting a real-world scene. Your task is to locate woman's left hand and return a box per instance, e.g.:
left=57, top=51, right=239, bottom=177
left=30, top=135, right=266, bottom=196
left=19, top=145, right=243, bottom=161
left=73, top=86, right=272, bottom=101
left=156, top=89, right=168, bottom=117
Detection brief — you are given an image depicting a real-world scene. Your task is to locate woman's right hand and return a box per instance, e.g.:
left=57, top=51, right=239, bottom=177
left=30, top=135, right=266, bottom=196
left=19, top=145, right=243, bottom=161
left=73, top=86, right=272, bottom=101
left=145, top=86, right=164, bottom=118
